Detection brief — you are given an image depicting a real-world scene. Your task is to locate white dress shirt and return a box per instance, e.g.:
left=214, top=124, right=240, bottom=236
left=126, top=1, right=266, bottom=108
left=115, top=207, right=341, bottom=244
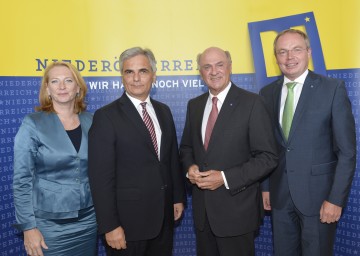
left=201, top=82, right=232, bottom=189
left=279, top=70, right=308, bottom=126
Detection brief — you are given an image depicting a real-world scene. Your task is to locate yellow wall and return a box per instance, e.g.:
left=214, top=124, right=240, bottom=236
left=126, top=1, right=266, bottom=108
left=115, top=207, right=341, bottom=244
left=1, top=0, right=358, bottom=76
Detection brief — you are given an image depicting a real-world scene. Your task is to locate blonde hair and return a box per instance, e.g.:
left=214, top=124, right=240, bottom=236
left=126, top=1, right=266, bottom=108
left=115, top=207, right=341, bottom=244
left=273, top=29, right=310, bottom=55
left=36, top=61, right=87, bottom=113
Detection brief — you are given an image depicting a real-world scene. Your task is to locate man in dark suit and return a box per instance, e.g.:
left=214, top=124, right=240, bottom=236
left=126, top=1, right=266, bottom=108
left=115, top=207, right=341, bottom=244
left=260, top=29, right=356, bottom=256
left=180, top=46, right=278, bottom=256
left=88, top=47, right=185, bottom=256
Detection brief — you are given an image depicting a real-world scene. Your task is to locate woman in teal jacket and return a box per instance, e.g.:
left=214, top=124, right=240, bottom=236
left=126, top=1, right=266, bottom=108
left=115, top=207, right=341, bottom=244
left=13, top=62, right=97, bottom=256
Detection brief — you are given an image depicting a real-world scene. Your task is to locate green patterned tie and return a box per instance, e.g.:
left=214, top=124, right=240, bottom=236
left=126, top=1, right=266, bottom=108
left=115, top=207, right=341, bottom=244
left=282, top=82, right=297, bottom=140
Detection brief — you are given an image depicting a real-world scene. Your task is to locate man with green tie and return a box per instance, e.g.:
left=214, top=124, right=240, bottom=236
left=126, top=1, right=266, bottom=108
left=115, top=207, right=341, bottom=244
left=260, top=29, right=356, bottom=256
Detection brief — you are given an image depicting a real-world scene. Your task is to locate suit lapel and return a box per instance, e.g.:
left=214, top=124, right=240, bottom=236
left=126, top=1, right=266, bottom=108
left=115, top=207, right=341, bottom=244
left=194, top=94, right=208, bottom=152
left=273, top=79, right=287, bottom=145
left=287, top=71, right=318, bottom=143
left=78, top=113, right=89, bottom=156
left=206, top=84, right=238, bottom=153
left=50, top=113, right=78, bottom=154
left=118, top=93, right=158, bottom=158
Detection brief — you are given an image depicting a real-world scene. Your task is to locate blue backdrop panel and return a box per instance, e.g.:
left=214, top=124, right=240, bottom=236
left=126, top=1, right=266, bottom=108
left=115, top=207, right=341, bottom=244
left=0, top=70, right=359, bottom=255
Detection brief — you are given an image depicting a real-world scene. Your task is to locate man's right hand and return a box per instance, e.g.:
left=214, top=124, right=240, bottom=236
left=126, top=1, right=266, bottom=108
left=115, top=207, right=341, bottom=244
left=262, top=191, right=271, bottom=211
left=105, top=226, right=127, bottom=250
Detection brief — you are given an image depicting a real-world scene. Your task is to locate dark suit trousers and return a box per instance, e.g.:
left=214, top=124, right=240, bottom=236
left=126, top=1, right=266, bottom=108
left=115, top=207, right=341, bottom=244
left=195, top=213, right=255, bottom=256
left=105, top=191, right=174, bottom=256
left=104, top=220, right=173, bottom=256
left=272, top=191, right=337, bottom=256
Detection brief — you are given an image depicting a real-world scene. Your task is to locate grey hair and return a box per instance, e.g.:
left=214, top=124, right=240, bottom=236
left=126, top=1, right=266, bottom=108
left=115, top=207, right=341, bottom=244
left=119, top=47, right=157, bottom=74
left=196, top=48, right=232, bottom=69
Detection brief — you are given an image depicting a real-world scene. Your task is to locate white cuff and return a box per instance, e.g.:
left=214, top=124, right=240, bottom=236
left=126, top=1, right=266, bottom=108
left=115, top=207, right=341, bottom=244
left=221, top=171, right=229, bottom=189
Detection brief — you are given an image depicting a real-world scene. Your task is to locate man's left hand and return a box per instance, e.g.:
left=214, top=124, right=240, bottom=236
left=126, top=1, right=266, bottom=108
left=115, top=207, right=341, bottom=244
left=320, top=200, right=342, bottom=224
left=195, top=170, right=224, bottom=190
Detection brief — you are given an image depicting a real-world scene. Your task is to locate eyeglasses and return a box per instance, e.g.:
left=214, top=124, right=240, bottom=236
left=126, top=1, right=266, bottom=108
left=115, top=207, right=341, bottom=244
left=276, top=47, right=308, bottom=57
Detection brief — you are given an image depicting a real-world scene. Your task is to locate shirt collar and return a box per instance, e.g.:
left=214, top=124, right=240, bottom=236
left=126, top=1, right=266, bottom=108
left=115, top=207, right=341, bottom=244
left=284, top=69, right=308, bottom=86
left=126, top=92, right=151, bottom=108
left=208, top=81, right=232, bottom=103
